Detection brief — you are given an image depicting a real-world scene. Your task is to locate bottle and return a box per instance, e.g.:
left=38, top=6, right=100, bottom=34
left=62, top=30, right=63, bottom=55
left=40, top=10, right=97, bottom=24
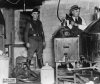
left=41, top=62, right=54, bottom=84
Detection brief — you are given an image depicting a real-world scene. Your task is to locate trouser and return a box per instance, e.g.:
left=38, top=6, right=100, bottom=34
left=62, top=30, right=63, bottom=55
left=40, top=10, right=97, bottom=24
left=27, top=38, right=44, bottom=68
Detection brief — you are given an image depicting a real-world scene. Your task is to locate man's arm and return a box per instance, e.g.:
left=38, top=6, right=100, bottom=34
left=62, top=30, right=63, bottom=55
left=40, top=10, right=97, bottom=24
left=66, top=17, right=87, bottom=30
left=42, top=31, right=45, bottom=42
left=78, top=17, right=87, bottom=30
left=40, top=22, right=45, bottom=42
left=40, top=21, right=46, bottom=48
left=66, top=20, right=73, bottom=29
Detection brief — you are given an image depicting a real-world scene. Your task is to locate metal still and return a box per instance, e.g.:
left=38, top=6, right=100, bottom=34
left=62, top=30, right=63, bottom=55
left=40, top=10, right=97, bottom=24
left=81, top=12, right=100, bottom=62
left=81, top=32, right=100, bottom=62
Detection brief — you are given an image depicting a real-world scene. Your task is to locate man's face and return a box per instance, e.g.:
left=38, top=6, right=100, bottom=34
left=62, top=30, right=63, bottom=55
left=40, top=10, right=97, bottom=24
left=31, top=12, right=39, bottom=20
left=72, top=9, right=80, bottom=17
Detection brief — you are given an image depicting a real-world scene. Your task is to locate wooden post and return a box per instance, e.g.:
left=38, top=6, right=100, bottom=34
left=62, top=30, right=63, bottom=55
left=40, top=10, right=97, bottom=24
left=0, top=24, right=5, bottom=52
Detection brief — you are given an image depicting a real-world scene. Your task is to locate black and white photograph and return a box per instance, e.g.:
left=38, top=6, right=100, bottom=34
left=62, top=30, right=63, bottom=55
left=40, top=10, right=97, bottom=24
left=0, top=0, right=100, bottom=84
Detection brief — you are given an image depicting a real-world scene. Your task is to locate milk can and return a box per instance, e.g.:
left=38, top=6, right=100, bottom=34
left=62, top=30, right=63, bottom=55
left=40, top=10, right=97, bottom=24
left=41, top=62, right=54, bottom=84
left=0, top=54, right=9, bottom=84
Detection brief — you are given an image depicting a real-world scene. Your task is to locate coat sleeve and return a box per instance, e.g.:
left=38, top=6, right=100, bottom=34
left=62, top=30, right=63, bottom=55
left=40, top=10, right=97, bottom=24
left=24, top=22, right=30, bottom=43
left=40, top=22, right=45, bottom=42
left=78, top=17, right=87, bottom=30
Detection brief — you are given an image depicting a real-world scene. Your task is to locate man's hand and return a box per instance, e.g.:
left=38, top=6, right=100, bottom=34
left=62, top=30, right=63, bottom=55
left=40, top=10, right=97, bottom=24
left=71, top=21, right=75, bottom=26
left=74, top=23, right=78, bottom=26
left=26, top=43, right=31, bottom=48
left=43, top=42, right=46, bottom=49
left=71, top=21, right=78, bottom=26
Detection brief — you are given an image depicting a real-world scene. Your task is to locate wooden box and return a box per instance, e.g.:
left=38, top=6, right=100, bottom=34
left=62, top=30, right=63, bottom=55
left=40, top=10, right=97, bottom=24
left=54, top=37, right=79, bottom=62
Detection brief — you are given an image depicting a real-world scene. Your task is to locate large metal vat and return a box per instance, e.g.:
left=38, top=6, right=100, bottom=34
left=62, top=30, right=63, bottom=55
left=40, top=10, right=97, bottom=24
left=81, top=18, right=100, bottom=62
left=54, top=37, right=79, bottom=62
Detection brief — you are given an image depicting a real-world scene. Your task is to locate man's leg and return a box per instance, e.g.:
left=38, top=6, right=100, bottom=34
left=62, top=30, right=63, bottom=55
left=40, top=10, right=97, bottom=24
left=37, top=41, right=44, bottom=68
left=37, top=56, right=44, bottom=68
left=27, top=52, right=33, bottom=69
left=27, top=38, right=38, bottom=68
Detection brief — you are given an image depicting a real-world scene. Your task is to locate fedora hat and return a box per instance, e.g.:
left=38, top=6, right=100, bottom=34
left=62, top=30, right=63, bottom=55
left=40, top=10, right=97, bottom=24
left=70, top=5, right=81, bottom=12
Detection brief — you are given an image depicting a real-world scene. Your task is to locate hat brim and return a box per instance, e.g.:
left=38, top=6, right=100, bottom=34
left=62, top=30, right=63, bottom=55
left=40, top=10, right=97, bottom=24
left=31, top=11, right=40, bottom=14
left=71, top=7, right=81, bottom=11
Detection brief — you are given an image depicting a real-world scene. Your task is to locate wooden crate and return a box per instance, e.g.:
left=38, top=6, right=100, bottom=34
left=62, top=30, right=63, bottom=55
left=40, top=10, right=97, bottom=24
left=54, top=37, right=79, bottom=62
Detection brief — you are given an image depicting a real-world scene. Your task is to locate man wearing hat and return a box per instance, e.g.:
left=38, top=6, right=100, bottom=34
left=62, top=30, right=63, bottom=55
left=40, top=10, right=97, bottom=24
left=66, top=5, right=87, bottom=35
left=24, top=8, right=46, bottom=68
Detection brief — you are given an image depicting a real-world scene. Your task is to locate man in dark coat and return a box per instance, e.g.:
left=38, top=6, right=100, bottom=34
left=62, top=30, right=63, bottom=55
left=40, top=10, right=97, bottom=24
left=66, top=5, right=87, bottom=35
left=24, top=8, right=46, bottom=68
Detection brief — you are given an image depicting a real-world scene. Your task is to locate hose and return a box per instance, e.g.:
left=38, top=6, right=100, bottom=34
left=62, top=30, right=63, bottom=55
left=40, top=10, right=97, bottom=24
left=57, top=0, right=62, bottom=22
